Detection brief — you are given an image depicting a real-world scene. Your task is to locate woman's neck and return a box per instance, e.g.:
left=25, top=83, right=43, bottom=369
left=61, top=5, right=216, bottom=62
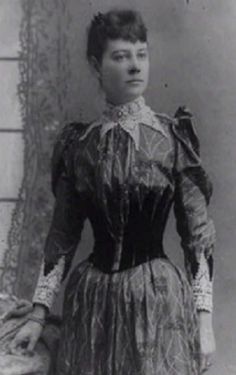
left=106, top=95, right=143, bottom=107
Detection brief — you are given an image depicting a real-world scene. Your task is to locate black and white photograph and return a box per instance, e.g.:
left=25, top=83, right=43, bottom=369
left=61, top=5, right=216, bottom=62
left=0, top=1, right=235, bottom=374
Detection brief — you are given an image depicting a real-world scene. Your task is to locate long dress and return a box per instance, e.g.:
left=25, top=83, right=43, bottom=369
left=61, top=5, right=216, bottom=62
left=33, top=96, right=215, bottom=375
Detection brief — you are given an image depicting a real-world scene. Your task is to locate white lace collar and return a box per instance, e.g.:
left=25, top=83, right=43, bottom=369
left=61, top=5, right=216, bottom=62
left=80, top=96, right=167, bottom=150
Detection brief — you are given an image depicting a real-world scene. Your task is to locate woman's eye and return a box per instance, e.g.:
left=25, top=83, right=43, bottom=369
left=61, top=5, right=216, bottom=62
left=113, top=54, right=125, bottom=62
left=137, top=52, right=148, bottom=59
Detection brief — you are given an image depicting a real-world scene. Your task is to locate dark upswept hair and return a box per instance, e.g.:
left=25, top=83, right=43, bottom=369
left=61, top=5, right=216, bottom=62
left=86, top=9, right=148, bottom=63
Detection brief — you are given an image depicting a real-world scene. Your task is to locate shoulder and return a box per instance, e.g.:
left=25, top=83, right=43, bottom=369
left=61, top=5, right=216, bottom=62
left=52, top=121, right=92, bottom=159
left=152, top=112, right=176, bottom=139
left=155, top=106, right=200, bottom=156
left=173, top=106, right=200, bottom=156
left=154, top=112, right=177, bottom=127
left=51, top=122, right=89, bottom=193
left=54, top=122, right=89, bottom=149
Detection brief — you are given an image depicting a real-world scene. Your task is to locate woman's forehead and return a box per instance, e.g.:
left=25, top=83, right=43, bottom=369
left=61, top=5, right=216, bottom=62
left=105, top=39, right=148, bottom=53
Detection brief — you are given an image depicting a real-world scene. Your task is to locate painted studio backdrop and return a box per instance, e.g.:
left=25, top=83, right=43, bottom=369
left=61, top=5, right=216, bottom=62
left=0, top=0, right=236, bottom=374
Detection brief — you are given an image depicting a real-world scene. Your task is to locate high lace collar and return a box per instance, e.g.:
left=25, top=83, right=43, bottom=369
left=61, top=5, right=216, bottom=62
left=80, top=96, right=167, bottom=150
left=103, top=96, right=146, bottom=123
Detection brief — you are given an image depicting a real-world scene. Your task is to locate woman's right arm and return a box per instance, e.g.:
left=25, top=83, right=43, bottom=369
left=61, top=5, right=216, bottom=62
left=10, top=124, right=87, bottom=353
left=9, top=303, right=47, bottom=354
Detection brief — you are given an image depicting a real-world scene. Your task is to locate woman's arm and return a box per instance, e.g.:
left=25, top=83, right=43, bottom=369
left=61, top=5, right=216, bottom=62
left=172, top=112, right=215, bottom=313
left=171, top=113, right=216, bottom=371
left=10, top=124, right=87, bottom=352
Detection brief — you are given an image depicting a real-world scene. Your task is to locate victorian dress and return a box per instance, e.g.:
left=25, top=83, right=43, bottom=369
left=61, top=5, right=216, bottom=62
left=33, top=97, right=215, bottom=375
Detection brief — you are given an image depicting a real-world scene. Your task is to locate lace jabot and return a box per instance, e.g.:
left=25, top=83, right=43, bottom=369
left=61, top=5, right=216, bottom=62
left=80, top=96, right=167, bottom=150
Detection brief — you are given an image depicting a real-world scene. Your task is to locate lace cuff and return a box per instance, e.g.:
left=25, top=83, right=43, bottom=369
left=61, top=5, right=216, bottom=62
left=33, top=257, right=65, bottom=311
left=192, top=253, right=213, bottom=312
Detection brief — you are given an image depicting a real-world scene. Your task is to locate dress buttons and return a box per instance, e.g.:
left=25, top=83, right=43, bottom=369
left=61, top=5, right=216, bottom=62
left=117, top=111, right=123, bottom=118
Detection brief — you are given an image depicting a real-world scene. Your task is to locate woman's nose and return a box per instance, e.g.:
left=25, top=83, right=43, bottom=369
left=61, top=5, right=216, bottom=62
left=128, top=57, right=141, bottom=74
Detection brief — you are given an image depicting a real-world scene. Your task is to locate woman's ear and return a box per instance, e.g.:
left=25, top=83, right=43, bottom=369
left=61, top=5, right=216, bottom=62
left=89, top=56, right=101, bottom=80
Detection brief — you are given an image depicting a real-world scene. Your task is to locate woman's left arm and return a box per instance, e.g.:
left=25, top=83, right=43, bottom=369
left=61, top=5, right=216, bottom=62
left=171, top=114, right=216, bottom=371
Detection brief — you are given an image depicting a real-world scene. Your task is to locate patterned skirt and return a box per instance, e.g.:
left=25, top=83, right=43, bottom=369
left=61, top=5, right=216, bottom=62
left=56, top=257, right=200, bottom=375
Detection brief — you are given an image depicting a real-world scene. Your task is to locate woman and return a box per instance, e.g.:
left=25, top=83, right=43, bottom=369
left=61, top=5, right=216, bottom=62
left=10, top=9, right=216, bottom=375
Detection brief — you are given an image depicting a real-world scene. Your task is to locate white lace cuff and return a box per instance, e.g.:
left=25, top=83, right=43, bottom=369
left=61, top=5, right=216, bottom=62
left=192, top=253, right=213, bottom=312
left=33, top=257, right=65, bottom=311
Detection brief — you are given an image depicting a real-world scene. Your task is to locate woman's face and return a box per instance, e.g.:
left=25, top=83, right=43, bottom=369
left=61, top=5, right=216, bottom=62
left=98, top=39, right=149, bottom=105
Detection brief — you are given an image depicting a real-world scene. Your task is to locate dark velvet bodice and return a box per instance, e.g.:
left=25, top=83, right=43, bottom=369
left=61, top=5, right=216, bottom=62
left=43, top=102, right=214, bottom=285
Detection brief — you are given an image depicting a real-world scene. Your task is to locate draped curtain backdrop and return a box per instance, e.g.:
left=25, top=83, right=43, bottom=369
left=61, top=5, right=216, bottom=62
left=0, top=0, right=72, bottom=298
left=1, top=1, right=236, bottom=374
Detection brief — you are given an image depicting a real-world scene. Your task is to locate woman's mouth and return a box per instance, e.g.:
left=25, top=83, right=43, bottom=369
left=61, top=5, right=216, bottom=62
left=126, top=79, right=143, bottom=84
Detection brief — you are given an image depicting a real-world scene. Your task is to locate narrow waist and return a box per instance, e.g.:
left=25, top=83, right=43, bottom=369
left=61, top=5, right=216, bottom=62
left=89, top=250, right=167, bottom=274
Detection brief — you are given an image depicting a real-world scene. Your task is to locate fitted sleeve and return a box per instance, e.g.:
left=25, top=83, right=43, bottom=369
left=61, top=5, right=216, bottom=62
left=172, top=109, right=215, bottom=313
left=33, top=123, right=87, bottom=311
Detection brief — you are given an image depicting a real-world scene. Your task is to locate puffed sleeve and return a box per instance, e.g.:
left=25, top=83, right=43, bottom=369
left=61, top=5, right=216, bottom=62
left=172, top=108, right=216, bottom=313
left=33, top=123, right=87, bottom=311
